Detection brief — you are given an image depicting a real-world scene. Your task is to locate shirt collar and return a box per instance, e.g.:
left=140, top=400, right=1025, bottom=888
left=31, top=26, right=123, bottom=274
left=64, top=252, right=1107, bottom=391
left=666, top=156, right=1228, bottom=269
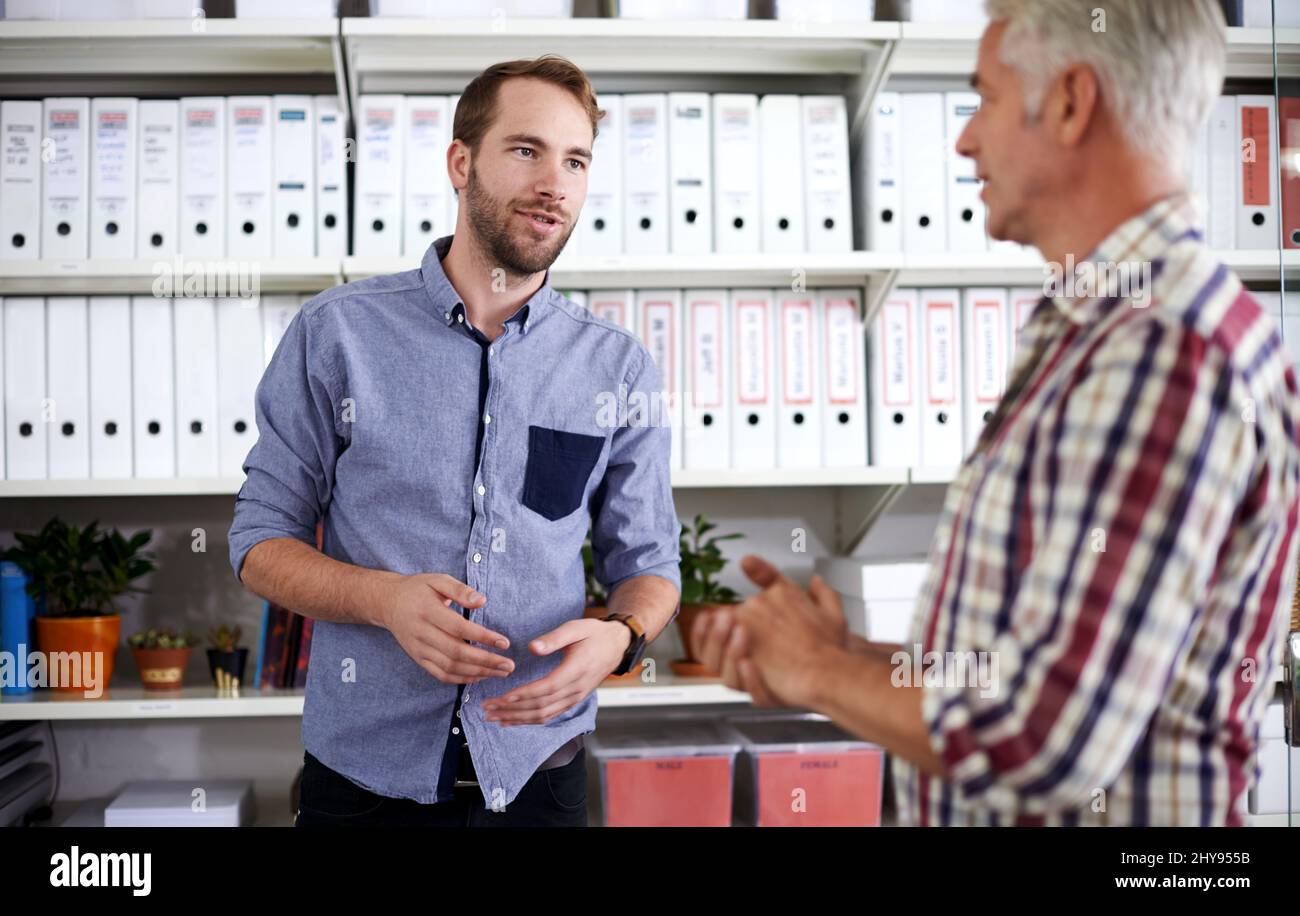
left=420, top=234, right=555, bottom=336
left=1045, top=191, right=1198, bottom=325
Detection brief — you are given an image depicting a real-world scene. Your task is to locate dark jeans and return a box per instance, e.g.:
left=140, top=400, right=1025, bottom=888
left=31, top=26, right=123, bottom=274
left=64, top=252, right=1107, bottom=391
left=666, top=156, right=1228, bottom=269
left=294, top=748, right=588, bottom=827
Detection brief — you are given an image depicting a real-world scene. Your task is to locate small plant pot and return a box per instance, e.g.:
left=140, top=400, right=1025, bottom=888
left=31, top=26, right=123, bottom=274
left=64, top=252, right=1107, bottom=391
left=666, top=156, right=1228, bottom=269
left=674, top=602, right=738, bottom=676
left=132, top=646, right=192, bottom=691
left=206, top=648, right=248, bottom=689
left=33, top=614, right=121, bottom=693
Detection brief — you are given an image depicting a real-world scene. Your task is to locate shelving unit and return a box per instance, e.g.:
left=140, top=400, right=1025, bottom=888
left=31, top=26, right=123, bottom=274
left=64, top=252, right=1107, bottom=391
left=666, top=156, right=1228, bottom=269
left=0, top=673, right=749, bottom=720
left=0, top=257, right=342, bottom=296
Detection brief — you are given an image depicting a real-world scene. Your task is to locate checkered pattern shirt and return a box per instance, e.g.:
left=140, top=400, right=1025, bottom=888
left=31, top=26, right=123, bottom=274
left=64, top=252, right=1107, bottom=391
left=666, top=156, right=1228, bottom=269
left=893, top=193, right=1300, bottom=826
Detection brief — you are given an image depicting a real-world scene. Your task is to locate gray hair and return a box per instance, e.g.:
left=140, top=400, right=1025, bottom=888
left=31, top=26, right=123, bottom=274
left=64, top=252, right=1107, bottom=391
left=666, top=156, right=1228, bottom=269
left=983, top=0, right=1226, bottom=160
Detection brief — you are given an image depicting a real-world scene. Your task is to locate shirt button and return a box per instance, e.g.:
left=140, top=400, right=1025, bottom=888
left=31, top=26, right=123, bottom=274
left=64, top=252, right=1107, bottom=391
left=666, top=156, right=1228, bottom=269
left=477, top=485, right=485, bottom=495
left=473, top=552, right=482, bottom=563
left=457, top=314, right=464, bottom=323
left=488, top=347, right=494, bottom=357
left=452, top=726, right=460, bottom=735
left=444, top=311, right=450, bottom=320
left=483, top=414, right=491, bottom=424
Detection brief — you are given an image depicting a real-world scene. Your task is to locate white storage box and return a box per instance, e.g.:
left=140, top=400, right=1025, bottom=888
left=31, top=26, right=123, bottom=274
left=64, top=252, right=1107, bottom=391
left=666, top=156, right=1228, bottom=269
left=815, top=555, right=927, bottom=643
left=370, top=0, right=572, bottom=15
left=617, top=0, right=747, bottom=19
left=776, top=0, right=874, bottom=22
left=906, top=0, right=986, bottom=24
left=236, top=0, right=335, bottom=15
left=104, top=779, right=255, bottom=827
left=4, top=0, right=195, bottom=17
left=1249, top=701, right=1299, bottom=815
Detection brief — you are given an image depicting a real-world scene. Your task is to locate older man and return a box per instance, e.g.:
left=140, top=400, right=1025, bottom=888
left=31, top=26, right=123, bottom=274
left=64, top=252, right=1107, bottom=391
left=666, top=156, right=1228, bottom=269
left=699, top=0, right=1300, bottom=826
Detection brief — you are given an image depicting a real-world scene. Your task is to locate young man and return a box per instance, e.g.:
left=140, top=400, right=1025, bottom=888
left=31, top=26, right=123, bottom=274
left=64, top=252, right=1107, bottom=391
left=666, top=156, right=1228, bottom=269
left=699, top=0, right=1300, bottom=826
left=229, top=56, right=681, bottom=827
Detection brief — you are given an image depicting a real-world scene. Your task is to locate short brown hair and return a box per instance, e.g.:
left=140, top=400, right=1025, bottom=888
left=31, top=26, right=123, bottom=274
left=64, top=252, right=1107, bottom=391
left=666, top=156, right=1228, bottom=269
left=454, top=55, right=603, bottom=152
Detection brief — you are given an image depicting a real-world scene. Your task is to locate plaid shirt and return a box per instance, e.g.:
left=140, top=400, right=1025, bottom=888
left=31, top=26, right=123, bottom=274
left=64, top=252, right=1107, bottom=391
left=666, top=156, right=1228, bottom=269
left=894, top=194, right=1300, bottom=826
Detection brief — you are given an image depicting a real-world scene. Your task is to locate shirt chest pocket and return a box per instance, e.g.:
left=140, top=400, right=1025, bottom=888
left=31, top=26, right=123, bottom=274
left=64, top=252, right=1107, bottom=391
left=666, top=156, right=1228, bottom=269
left=521, top=425, right=606, bottom=521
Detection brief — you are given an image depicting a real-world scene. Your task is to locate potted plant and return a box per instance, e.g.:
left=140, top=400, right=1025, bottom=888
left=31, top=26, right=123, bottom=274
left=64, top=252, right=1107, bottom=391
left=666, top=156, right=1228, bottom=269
left=674, top=513, right=744, bottom=677
left=580, top=538, right=641, bottom=683
left=207, top=624, right=248, bottom=691
left=1, top=517, right=157, bottom=693
left=128, top=628, right=198, bottom=691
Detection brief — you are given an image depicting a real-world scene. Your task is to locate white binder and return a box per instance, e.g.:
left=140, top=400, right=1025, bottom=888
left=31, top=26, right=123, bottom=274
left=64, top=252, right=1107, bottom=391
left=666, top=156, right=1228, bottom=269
left=944, top=91, right=986, bottom=252
left=90, top=97, right=138, bottom=259
left=962, top=287, right=1009, bottom=454
left=759, top=95, right=806, bottom=253
left=869, top=288, right=920, bottom=469
left=900, top=93, right=947, bottom=253
left=580, top=95, right=624, bottom=257
left=261, top=294, right=301, bottom=367
left=314, top=95, right=347, bottom=258
left=1237, top=95, right=1280, bottom=250
left=4, top=297, right=47, bottom=479
left=636, top=289, right=683, bottom=470
left=88, top=296, right=133, bottom=479
left=918, top=288, right=964, bottom=469
left=227, top=97, right=273, bottom=258
left=819, top=288, right=867, bottom=466
left=802, top=95, right=853, bottom=253
left=1206, top=95, right=1237, bottom=252
left=711, top=94, right=760, bottom=254
left=217, top=298, right=264, bottom=478
left=403, top=95, right=450, bottom=258
left=669, top=93, right=713, bottom=255
left=624, top=94, right=670, bottom=255
left=589, top=289, right=635, bottom=334
left=865, top=91, right=902, bottom=252
left=354, top=95, right=405, bottom=257
left=131, top=296, right=175, bottom=477
left=272, top=95, right=315, bottom=258
left=1007, top=286, right=1041, bottom=370
left=179, top=97, right=226, bottom=257
left=729, top=289, right=776, bottom=469
left=173, top=298, right=220, bottom=477
left=136, top=100, right=179, bottom=256
left=41, top=98, right=90, bottom=259
left=775, top=288, right=821, bottom=468
left=683, top=289, right=729, bottom=469
left=0, top=101, right=43, bottom=260
left=46, top=296, right=90, bottom=479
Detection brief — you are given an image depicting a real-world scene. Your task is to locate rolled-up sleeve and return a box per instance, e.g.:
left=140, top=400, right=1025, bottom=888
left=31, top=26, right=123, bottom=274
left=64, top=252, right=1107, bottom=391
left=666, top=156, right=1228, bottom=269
left=589, top=349, right=682, bottom=600
left=228, top=306, right=344, bottom=583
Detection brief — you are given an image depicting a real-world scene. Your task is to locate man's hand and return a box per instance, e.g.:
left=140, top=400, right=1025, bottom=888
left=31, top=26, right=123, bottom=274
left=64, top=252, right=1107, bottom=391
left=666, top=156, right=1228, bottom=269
left=692, top=555, right=850, bottom=706
left=480, top=618, right=631, bottom=726
left=379, top=573, right=515, bottom=685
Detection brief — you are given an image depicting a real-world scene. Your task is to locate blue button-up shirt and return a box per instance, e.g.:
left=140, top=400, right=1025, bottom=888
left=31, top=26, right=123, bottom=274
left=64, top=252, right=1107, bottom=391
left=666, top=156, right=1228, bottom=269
left=228, top=235, right=681, bottom=810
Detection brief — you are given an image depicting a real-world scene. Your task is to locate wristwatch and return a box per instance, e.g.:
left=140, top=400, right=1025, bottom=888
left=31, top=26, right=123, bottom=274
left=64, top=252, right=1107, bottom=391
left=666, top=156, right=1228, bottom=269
left=603, top=613, right=647, bottom=676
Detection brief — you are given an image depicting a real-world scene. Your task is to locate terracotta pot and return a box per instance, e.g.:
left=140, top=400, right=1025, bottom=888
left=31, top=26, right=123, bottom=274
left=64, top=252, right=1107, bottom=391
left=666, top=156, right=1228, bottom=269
left=33, top=614, right=120, bottom=693
left=132, top=646, right=193, bottom=690
left=676, top=602, right=737, bottom=669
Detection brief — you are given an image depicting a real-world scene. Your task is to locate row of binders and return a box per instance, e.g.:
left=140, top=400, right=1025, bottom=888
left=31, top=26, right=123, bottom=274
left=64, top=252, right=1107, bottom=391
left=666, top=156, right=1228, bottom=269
left=1190, top=94, right=1298, bottom=250
left=356, top=92, right=854, bottom=259
left=864, top=91, right=1008, bottom=255
left=0, top=295, right=307, bottom=481
left=565, top=285, right=1032, bottom=472
left=0, top=96, right=347, bottom=261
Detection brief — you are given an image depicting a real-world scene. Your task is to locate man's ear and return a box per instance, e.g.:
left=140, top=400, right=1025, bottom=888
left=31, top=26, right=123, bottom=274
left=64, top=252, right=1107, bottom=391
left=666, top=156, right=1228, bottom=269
left=1048, top=62, right=1100, bottom=148
left=447, top=138, right=469, bottom=193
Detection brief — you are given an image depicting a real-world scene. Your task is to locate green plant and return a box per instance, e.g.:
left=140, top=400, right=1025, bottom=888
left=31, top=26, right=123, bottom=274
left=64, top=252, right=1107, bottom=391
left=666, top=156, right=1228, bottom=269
left=678, top=514, right=744, bottom=606
left=0, top=517, right=157, bottom=618
left=207, top=625, right=243, bottom=653
left=129, top=628, right=199, bottom=650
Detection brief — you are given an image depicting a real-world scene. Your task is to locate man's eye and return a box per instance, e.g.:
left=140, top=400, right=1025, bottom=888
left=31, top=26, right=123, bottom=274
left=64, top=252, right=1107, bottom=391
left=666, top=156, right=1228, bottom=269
left=516, top=147, right=535, bottom=158
left=568, top=159, right=586, bottom=170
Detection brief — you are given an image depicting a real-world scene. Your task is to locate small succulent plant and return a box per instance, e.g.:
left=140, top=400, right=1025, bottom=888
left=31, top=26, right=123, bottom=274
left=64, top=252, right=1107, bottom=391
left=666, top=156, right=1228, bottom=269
left=207, top=624, right=243, bottom=653
left=129, top=628, right=198, bottom=650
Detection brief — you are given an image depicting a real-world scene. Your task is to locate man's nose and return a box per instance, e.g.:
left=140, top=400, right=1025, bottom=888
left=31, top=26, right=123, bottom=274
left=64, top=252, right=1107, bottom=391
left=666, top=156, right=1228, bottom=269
left=955, top=117, right=977, bottom=161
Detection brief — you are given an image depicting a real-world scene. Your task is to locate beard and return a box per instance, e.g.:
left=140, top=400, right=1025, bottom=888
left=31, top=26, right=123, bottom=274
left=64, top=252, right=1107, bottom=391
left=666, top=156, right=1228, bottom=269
left=463, top=164, right=576, bottom=277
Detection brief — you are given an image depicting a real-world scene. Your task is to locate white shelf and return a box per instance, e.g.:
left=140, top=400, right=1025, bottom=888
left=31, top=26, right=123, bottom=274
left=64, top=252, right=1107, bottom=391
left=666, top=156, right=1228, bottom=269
left=0, top=17, right=338, bottom=80
left=0, top=674, right=748, bottom=720
left=0, top=258, right=341, bottom=296
left=0, top=468, right=908, bottom=498
left=889, top=24, right=1300, bottom=79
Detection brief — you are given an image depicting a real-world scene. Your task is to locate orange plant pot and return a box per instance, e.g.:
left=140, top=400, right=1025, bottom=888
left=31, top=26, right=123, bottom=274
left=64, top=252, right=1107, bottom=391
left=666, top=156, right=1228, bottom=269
left=132, top=646, right=193, bottom=690
left=33, top=614, right=120, bottom=693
